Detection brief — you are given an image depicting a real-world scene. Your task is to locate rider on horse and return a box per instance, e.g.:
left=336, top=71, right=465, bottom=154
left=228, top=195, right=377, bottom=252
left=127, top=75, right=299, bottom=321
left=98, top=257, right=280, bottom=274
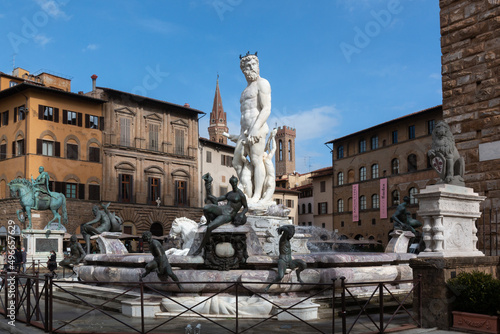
left=32, top=166, right=53, bottom=210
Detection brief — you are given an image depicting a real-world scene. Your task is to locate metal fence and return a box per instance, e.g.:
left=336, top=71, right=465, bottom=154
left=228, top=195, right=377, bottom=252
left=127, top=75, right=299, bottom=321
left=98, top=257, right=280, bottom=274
left=0, top=272, right=422, bottom=334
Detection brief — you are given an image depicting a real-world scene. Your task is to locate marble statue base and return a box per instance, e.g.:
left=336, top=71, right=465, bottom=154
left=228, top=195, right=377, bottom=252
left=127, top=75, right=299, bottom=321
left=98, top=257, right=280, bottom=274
left=385, top=230, right=415, bottom=253
left=22, top=229, right=65, bottom=264
left=416, top=184, right=485, bottom=258
left=91, top=232, right=128, bottom=255
left=246, top=215, right=310, bottom=255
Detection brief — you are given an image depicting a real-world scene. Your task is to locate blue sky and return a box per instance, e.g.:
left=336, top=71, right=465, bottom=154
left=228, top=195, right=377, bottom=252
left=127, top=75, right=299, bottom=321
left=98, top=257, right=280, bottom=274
left=0, top=0, right=442, bottom=173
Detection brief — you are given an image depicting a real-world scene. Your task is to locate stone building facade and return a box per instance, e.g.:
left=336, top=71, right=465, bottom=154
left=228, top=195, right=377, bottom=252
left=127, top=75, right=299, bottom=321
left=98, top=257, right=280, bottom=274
left=310, top=167, right=334, bottom=231
left=440, top=0, right=500, bottom=233
left=327, top=106, right=442, bottom=245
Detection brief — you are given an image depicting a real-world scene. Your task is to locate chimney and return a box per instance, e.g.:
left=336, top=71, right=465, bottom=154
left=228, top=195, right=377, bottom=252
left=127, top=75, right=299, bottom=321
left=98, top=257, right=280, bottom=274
left=91, top=74, right=98, bottom=92
left=184, top=103, right=190, bottom=108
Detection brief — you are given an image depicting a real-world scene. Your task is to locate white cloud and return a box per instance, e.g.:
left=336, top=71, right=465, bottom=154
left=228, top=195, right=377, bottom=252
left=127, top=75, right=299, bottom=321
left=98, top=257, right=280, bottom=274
left=35, top=0, right=70, bottom=20
left=82, top=43, right=98, bottom=52
left=136, top=18, right=178, bottom=35
left=268, top=105, right=341, bottom=141
left=429, top=73, right=440, bottom=80
left=34, top=34, right=52, bottom=46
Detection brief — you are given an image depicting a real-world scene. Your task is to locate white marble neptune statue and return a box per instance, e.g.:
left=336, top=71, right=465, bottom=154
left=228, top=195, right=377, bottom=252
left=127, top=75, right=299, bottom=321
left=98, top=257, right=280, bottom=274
left=224, top=52, right=275, bottom=206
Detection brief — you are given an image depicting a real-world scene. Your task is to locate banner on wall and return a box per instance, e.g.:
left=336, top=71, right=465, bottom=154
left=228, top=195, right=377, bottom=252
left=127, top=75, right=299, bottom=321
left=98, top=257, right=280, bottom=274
left=380, top=178, right=388, bottom=219
left=352, top=184, right=359, bottom=222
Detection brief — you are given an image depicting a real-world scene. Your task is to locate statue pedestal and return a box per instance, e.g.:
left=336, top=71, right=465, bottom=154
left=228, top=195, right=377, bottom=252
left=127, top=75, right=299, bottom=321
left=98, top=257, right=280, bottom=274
left=247, top=215, right=310, bottom=255
left=385, top=230, right=415, bottom=253
left=23, top=229, right=65, bottom=264
left=91, top=232, right=128, bottom=255
left=416, top=184, right=485, bottom=258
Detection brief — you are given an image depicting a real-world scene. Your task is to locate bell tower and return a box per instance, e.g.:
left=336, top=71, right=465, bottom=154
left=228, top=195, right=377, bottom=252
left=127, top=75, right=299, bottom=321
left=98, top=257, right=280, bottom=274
left=208, top=75, right=228, bottom=144
left=275, top=126, right=296, bottom=176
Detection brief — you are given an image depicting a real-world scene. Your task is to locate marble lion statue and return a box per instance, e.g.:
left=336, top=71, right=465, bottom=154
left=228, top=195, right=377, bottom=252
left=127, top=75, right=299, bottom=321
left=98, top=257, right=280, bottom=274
left=165, top=217, right=199, bottom=256
left=428, top=121, right=465, bottom=186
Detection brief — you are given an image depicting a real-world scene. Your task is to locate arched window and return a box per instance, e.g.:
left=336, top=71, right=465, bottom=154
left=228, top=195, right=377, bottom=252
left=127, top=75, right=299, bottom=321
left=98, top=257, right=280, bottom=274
left=337, top=145, right=344, bottom=159
left=301, top=203, right=305, bottom=214
left=359, top=167, right=366, bottom=181
left=337, top=172, right=344, bottom=186
left=360, top=195, right=366, bottom=210
left=348, top=197, right=352, bottom=211
left=348, top=170, right=355, bottom=183
left=409, top=187, right=419, bottom=204
left=372, top=194, right=379, bottom=209
left=279, top=140, right=283, bottom=161
left=407, top=154, right=417, bottom=172
left=288, top=140, right=292, bottom=161
left=150, top=222, right=164, bottom=237
left=392, top=158, right=399, bottom=175
left=308, top=203, right=312, bottom=214
left=392, top=190, right=400, bottom=206
left=371, top=164, right=379, bottom=179
left=337, top=199, right=344, bottom=213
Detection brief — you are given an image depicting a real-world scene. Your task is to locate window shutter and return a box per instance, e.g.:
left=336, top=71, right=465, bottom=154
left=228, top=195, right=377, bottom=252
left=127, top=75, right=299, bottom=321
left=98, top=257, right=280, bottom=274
left=55, top=142, right=61, bottom=157
left=54, top=108, right=59, bottom=123
left=78, top=113, right=83, bottom=127
left=78, top=184, right=85, bottom=199
left=99, top=117, right=104, bottom=130
left=62, top=110, right=67, bottom=124
left=130, top=175, right=134, bottom=203
left=12, top=141, right=15, bottom=157
left=85, top=114, right=90, bottom=128
left=4, top=111, right=8, bottom=126
left=174, top=181, right=178, bottom=205
left=147, top=177, right=152, bottom=203
left=13, top=107, right=17, bottom=123
left=118, top=174, right=123, bottom=202
left=157, top=179, right=161, bottom=200
left=38, top=105, right=43, bottom=120
left=37, top=139, right=42, bottom=155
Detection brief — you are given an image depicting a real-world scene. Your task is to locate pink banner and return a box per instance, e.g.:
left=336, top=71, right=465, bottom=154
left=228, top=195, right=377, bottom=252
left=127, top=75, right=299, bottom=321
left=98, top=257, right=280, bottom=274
left=380, top=178, right=388, bottom=219
left=352, top=184, right=359, bottom=222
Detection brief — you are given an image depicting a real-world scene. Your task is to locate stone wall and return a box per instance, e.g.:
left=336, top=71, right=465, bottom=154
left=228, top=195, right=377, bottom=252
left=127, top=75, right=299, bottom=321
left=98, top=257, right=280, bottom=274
left=440, top=0, right=500, bottom=210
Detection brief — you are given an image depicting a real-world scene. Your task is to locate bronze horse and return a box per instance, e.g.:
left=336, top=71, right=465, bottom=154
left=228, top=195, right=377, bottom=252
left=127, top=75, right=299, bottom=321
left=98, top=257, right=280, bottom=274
left=8, top=179, right=68, bottom=230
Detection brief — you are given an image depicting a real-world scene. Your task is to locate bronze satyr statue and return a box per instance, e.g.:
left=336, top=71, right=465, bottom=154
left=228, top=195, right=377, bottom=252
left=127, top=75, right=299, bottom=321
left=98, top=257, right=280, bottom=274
left=140, top=231, right=182, bottom=291
left=193, top=175, right=248, bottom=256
left=428, top=121, right=465, bottom=186
left=59, top=235, right=86, bottom=276
left=391, top=196, right=422, bottom=234
left=264, top=225, right=306, bottom=292
left=81, top=203, right=122, bottom=254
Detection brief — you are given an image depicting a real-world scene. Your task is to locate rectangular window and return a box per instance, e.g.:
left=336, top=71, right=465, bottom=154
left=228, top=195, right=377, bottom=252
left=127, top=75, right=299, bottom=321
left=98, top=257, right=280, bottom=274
left=175, top=180, right=187, bottom=206
left=148, top=177, right=161, bottom=205
left=318, top=202, right=327, bottom=214
left=359, top=139, right=366, bottom=153
left=371, top=136, right=378, bottom=150
left=119, top=174, right=133, bottom=203
left=0, top=144, right=6, bottom=160
left=175, top=129, right=184, bottom=155
left=275, top=198, right=282, bottom=205
left=65, top=183, right=77, bottom=199
left=148, top=123, right=159, bottom=151
left=88, top=184, right=100, bottom=201
left=120, top=118, right=131, bottom=146
left=308, top=222, right=312, bottom=226
left=16, top=139, right=25, bottom=156
left=428, top=120, right=435, bottom=134
left=44, top=106, right=54, bottom=121
left=67, top=143, right=78, bottom=160
left=64, top=110, right=78, bottom=125
left=286, top=199, right=294, bottom=208
left=1, top=111, right=8, bottom=126
left=206, top=151, right=212, bottom=163
left=320, top=181, right=326, bottom=192
left=219, top=186, right=227, bottom=196
left=392, top=130, right=398, bottom=144
left=9, top=81, right=17, bottom=87
left=408, top=125, right=416, bottom=139
left=89, top=115, right=99, bottom=129
left=89, top=147, right=100, bottom=162
left=15, top=106, right=26, bottom=122
left=372, top=218, right=376, bottom=225
left=42, top=140, right=54, bottom=156
left=341, top=221, right=345, bottom=227
left=322, top=223, right=325, bottom=228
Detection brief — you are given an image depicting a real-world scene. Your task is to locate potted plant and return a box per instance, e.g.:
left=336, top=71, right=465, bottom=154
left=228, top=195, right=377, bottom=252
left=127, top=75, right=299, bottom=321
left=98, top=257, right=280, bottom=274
left=447, top=271, right=500, bottom=334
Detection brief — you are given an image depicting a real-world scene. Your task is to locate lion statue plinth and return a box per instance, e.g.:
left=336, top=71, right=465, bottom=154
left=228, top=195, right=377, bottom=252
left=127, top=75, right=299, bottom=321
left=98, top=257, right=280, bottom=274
left=428, top=121, right=465, bottom=186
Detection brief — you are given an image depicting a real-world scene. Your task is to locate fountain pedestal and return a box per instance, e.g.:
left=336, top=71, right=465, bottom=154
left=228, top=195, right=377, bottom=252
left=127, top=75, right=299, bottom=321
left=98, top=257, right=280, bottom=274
left=415, top=184, right=485, bottom=258
left=23, top=229, right=65, bottom=264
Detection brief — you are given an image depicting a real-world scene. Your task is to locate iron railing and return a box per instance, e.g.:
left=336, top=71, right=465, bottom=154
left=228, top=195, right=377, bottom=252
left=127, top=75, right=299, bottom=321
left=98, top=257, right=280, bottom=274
left=480, top=207, right=499, bottom=256
left=0, top=271, right=422, bottom=334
